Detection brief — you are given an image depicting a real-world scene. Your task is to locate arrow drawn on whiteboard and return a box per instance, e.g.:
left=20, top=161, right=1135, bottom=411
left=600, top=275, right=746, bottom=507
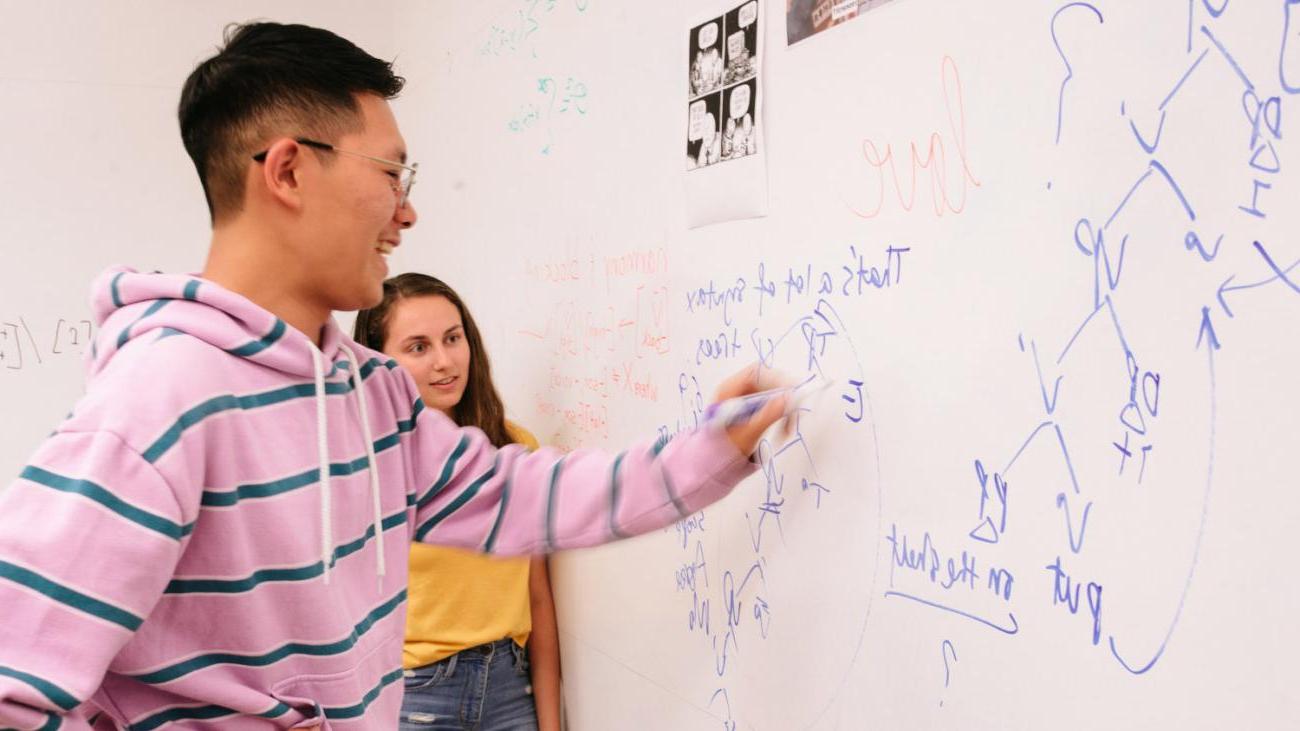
left=1250, top=240, right=1300, bottom=295
left=1195, top=306, right=1221, bottom=351
left=1216, top=248, right=1300, bottom=318
left=1051, top=2, right=1105, bottom=145
left=1108, top=312, right=1218, bottom=674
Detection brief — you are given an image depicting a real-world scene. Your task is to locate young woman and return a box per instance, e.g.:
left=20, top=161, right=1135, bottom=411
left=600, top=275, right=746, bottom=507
left=355, top=273, right=561, bottom=731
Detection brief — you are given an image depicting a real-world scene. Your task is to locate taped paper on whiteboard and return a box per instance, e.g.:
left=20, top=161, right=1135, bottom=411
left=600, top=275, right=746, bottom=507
left=684, top=0, right=768, bottom=228
left=786, top=0, right=899, bottom=45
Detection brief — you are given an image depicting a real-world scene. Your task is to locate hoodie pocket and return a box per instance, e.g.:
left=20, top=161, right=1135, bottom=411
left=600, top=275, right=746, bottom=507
left=263, top=688, right=326, bottom=729
left=268, top=641, right=401, bottom=728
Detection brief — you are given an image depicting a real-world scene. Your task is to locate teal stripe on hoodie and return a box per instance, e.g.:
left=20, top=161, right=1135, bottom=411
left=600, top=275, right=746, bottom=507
left=142, top=359, right=397, bottom=464
left=0, top=560, right=143, bottom=631
left=414, top=433, right=470, bottom=511
left=202, top=436, right=400, bottom=508
left=607, top=452, right=630, bottom=540
left=109, top=271, right=126, bottom=308
left=223, top=318, right=286, bottom=357
left=321, top=668, right=404, bottom=720
left=414, top=455, right=500, bottom=542
left=199, top=401, right=415, bottom=509
left=164, top=510, right=407, bottom=594
left=19, top=466, right=189, bottom=541
left=481, top=466, right=514, bottom=553
left=130, top=699, right=291, bottom=731
left=116, top=300, right=170, bottom=349
left=658, top=459, right=690, bottom=520
left=544, top=457, right=564, bottom=551
left=0, top=666, right=78, bottom=711
left=128, top=590, right=406, bottom=685
left=399, top=396, right=424, bottom=432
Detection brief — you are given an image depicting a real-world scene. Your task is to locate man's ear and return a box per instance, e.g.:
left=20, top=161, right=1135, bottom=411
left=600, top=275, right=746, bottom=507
left=255, top=138, right=307, bottom=212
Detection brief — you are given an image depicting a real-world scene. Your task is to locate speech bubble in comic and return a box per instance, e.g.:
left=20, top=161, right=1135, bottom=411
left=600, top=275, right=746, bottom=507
left=728, top=31, right=746, bottom=59
left=702, top=112, right=717, bottom=141
left=739, top=1, right=758, bottom=27
left=689, top=100, right=708, bottom=140
left=698, top=22, right=718, bottom=49
left=729, top=84, right=751, bottom=119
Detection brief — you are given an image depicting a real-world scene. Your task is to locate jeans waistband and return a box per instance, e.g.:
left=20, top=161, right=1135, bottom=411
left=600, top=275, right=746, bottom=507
left=467, top=638, right=517, bottom=654
left=404, top=638, right=521, bottom=678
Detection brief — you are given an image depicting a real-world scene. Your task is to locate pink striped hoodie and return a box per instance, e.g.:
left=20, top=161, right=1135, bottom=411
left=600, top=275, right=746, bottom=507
left=0, top=267, right=755, bottom=729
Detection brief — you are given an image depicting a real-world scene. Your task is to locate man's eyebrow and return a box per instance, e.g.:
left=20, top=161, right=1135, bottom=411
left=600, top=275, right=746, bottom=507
left=391, top=148, right=408, bottom=164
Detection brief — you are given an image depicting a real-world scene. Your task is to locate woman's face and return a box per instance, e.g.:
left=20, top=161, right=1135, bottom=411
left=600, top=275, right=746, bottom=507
left=382, top=295, right=472, bottom=417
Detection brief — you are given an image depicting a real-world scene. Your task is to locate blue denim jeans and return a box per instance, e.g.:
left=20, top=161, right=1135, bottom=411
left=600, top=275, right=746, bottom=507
left=399, top=639, right=539, bottom=731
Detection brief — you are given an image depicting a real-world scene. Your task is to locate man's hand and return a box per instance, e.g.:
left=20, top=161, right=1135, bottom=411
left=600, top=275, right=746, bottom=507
left=713, top=364, right=789, bottom=457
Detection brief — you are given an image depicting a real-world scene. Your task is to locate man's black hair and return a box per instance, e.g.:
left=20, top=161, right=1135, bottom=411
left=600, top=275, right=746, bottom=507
left=178, top=22, right=405, bottom=222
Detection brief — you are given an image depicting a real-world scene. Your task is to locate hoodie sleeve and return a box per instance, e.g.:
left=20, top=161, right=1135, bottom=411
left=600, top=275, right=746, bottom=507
left=407, top=405, right=757, bottom=555
left=0, top=429, right=189, bottom=729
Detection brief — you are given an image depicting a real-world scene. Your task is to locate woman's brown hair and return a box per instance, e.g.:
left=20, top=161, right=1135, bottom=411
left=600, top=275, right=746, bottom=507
left=353, top=273, right=514, bottom=448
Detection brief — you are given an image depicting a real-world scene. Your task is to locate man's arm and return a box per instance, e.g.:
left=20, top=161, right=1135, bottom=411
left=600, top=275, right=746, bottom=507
left=0, top=430, right=188, bottom=728
left=407, top=366, right=784, bottom=555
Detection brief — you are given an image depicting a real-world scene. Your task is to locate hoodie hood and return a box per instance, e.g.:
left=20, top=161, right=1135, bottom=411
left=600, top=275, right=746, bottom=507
left=88, top=265, right=353, bottom=381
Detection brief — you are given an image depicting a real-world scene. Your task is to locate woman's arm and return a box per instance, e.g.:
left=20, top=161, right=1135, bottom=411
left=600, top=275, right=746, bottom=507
left=528, top=556, right=562, bottom=731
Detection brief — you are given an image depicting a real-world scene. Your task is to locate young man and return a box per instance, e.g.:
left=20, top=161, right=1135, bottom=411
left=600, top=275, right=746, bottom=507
left=0, top=22, right=785, bottom=729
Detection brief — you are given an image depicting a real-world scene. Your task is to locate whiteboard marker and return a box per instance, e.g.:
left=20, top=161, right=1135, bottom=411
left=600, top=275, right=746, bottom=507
left=703, top=378, right=831, bottom=429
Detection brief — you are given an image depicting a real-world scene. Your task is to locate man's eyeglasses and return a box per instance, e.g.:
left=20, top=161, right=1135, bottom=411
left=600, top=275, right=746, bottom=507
left=252, top=137, right=418, bottom=208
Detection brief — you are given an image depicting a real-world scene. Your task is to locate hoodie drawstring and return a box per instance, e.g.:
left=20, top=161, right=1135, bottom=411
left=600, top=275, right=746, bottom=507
left=342, top=344, right=386, bottom=591
left=310, top=343, right=387, bottom=591
left=309, top=345, right=333, bottom=585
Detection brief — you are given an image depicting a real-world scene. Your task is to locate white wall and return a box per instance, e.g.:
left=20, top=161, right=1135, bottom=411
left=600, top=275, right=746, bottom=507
left=0, top=1, right=398, bottom=481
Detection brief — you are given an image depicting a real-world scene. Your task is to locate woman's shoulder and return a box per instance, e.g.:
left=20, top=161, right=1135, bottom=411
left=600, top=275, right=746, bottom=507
left=503, top=419, right=539, bottom=450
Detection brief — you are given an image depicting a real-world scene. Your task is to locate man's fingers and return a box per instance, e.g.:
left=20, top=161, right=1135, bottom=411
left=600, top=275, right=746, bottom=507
left=753, top=391, right=788, bottom=431
left=725, top=392, right=787, bottom=456
left=714, top=364, right=761, bottom=402
left=714, top=364, right=795, bottom=402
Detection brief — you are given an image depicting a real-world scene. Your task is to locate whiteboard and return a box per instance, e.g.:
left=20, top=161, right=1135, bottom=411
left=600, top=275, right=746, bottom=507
left=2, top=1, right=1298, bottom=729
left=393, top=1, right=1300, bottom=729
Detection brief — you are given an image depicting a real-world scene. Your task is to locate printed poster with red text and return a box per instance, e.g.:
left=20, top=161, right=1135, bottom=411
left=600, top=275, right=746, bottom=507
left=786, top=0, right=900, bottom=45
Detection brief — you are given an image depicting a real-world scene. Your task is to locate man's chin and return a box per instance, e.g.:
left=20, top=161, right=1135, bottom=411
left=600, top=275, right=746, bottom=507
left=344, top=281, right=386, bottom=312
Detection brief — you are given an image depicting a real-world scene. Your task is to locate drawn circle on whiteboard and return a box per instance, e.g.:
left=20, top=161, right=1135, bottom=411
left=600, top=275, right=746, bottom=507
left=700, top=296, right=885, bottom=730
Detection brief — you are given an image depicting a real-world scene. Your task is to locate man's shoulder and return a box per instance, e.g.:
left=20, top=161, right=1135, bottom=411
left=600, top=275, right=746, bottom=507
left=94, top=327, right=263, bottom=392
left=53, top=331, right=262, bottom=458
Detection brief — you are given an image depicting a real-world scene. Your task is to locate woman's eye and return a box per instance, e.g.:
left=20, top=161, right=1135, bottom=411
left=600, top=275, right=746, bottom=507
left=408, top=343, right=427, bottom=354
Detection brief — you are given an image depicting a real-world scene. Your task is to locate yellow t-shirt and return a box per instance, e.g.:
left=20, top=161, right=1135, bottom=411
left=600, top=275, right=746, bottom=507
left=402, top=421, right=540, bottom=669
